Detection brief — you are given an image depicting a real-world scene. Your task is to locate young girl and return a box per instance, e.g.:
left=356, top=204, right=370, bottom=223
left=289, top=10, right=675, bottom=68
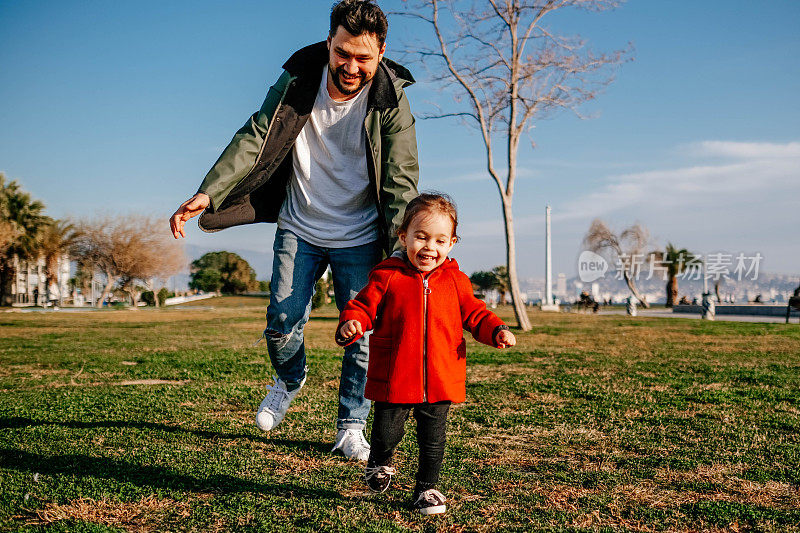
left=335, top=193, right=516, bottom=515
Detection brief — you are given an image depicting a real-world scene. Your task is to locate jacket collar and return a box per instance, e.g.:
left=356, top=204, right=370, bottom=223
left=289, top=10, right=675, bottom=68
left=282, top=41, right=414, bottom=111
left=378, top=253, right=460, bottom=275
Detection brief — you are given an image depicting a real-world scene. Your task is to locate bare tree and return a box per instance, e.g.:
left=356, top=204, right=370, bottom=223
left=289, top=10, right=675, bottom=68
left=583, top=219, right=649, bottom=307
left=397, top=0, right=630, bottom=330
left=73, top=215, right=187, bottom=308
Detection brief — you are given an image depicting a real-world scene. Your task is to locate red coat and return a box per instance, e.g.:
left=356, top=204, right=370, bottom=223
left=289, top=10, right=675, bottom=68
left=338, top=256, right=506, bottom=404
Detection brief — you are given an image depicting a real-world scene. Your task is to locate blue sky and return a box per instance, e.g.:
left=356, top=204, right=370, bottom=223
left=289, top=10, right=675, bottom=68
left=1, top=0, right=798, bottom=280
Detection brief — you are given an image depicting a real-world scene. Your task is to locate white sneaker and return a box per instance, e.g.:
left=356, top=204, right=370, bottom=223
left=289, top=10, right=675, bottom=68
left=331, top=428, right=371, bottom=461
left=413, top=489, right=447, bottom=515
left=255, top=375, right=306, bottom=431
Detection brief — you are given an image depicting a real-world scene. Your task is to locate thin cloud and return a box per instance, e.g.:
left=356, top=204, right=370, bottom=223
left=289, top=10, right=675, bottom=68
left=692, top=140, right=800, bottom=159
left=556, top=141, right=799, bottom=222
left=424, top=167, right=536, bottom=186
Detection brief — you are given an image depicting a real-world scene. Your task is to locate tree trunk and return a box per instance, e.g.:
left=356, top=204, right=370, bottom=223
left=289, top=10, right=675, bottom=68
left=128, top=288, right=140, bottom=310
left=501, top=197, right=532, bottom=331
left=665, top=276, right=678, bottom=308
left=98, top=278, right=116, bottom=308
left=58, top=265, right=65, bottom=307
left=0, top=266, right=13, bottom=307
left=623, top=270, right=650, bottom=308
left=149, top=278, right=160, bottom=308
left=714, top=280, right=722, bottom=303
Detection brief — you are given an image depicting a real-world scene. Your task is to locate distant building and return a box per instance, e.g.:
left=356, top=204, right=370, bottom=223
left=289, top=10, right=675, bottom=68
left=10, top=254, right=70, bottom=306
left=556, top=273, right=567, bottom=299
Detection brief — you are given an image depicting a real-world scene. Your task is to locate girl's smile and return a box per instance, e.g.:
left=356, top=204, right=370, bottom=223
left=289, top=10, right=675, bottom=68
left=398, top=211, right=458, bottom=272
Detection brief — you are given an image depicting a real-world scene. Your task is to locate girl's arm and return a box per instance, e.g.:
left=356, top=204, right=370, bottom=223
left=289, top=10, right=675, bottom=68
left=454, top=271, right=510, bottom=347
left=335, top=269, right=392, bottom=346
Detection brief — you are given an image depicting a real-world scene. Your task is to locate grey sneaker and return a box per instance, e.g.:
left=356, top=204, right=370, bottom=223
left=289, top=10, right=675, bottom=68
left=331, top=428, right=370, bottom=461
left=364, top=464, right=396, bottom=493
left=413, top=489, right=447, bottom=515
left=255, top=375, right=306, bottom=431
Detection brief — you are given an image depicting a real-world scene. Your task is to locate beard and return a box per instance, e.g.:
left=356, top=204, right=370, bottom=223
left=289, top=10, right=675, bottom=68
left=328, top=63, right=369, bottom=96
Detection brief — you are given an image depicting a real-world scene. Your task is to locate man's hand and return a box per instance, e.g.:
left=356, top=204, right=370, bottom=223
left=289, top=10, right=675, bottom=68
left=495, top=329, right=516, bottom=349
left=170, top=193, right=210, bottom=239
left=337, top=319, right=364, bottom=341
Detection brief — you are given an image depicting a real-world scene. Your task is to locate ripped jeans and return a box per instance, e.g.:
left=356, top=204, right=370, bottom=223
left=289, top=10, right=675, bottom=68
left=265, top=228, right=384, bottom=430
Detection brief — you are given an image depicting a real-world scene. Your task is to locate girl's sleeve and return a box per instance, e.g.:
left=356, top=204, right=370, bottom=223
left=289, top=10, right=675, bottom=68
left=336, top=269, right=392, bottom=346
left=454, top=271, right=506, bottom=347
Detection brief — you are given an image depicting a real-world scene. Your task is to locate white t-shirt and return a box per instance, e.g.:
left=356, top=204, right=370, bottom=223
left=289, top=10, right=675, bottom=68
left=277, top=66, right=379, bottom=247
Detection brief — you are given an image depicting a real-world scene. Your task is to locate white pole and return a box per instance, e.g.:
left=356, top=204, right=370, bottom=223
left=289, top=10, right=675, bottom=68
left=545, top=205, right=553, bottom=305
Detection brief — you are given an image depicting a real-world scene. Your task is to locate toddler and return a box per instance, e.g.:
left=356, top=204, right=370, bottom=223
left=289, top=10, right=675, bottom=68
left=335, top=193, right=516, bottom=515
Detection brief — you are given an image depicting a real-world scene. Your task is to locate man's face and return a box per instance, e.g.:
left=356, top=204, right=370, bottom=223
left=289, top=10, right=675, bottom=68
left=326, top=26, right=385, bottom=100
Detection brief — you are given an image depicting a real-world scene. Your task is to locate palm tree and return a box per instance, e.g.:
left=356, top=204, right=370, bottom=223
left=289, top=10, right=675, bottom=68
left=0, top=174, right=51, bottom=306
left=469, top=270, right=496, bottom=298
left=492, top=265, right=510, bottom=305
left=37, top=220, right=80, bottom=306
left=658, top=243, right=697, bottom=308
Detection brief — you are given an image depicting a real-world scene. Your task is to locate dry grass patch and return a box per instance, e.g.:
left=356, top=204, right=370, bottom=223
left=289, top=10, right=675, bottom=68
left=467, top=365, right=544, bottom=383
left=655, top=465, right=800, bottom=508
left=29, top=495, right=210, bottom=532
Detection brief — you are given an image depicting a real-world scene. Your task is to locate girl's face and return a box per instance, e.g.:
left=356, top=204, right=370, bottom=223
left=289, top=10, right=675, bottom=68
left=398, top=211, right=457, bottom=272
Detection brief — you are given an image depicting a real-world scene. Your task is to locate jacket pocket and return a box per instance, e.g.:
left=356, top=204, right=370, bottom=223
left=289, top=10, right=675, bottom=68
left=452, top=337, right=467, bottom=385
left=367, top=336, right=392, bottom=383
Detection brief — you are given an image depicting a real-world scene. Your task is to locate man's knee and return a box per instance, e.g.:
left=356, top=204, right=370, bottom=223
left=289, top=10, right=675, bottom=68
left=264, top=327, right=294, bottom=352
left=343, top=340, right=370, bottom=364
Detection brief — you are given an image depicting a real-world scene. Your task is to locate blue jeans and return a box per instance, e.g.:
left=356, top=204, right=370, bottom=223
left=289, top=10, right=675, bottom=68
left=264, top=228, right=383, bottom=430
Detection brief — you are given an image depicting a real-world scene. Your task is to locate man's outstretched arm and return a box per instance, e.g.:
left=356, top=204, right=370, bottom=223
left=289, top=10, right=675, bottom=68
left=169, top=192, right=210, bottom=239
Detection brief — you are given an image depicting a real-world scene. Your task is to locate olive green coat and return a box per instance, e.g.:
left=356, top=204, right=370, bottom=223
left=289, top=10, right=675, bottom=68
left=196, top=42, right=419, bottom=253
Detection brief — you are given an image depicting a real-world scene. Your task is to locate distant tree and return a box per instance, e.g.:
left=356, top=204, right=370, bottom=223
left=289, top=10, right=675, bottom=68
left=583, top=219, right=650, bottom=308
left=397, top=0, right=630, bottom=331
left=74, top=215, right=187, bottom=308
left=141, top=288, right=174, bottom=307
left=492, top=265, right=510, bottom=304
left=70, top=259, right=94, bottom=301
left=470, top=270, right=496, bottom=297
left=651, top=243, right=697, bottom=308
left=258, top=280, right=270, bottom=293
left=190, top=268, right=223, bottom=293
left=0, top=219, right=18, bottom=259
left=312, top=271, right=332, bottom=310
left=36, top=220, right=80, bottom=306
left=157, top=288, right=173, bottom=306
left=0, top=174, right=51, bottom=305
left=190, top=252, right=259, bottom=294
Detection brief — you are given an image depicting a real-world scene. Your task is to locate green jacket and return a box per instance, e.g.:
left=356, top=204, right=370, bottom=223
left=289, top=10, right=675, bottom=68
left=197, top=41, right=419, bottom=253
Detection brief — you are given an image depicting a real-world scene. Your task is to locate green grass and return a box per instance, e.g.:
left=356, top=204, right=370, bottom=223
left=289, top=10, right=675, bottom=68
left=1, top=298, right=798, bottom=531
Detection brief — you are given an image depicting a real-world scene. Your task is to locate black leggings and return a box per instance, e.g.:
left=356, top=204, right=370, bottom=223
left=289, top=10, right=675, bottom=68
left=368, top=401, right=451, bottom=490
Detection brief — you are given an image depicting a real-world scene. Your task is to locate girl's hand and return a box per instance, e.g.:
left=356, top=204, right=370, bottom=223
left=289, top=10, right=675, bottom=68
left=495, top=329, right=516, bottom=348
left=338, top=319, right=363, bottom=340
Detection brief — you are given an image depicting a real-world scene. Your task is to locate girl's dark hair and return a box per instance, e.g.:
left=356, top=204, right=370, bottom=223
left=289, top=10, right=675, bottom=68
left=397, top=192, right=459, bottom=241
left=330, top=0, right=388, bottom=45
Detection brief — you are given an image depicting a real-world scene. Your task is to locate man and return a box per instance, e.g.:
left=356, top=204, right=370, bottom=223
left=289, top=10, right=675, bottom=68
left=170, top=0, right=418, bottom=461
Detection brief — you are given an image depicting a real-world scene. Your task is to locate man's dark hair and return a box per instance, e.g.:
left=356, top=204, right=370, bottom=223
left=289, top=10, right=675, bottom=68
left=330, top=0, right=388, bottom=45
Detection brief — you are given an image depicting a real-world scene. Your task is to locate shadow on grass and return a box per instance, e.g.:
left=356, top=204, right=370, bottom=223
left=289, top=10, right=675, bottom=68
left=0, top=417, right=331, bottom=455
left=0, top=448, right=341, bottom=500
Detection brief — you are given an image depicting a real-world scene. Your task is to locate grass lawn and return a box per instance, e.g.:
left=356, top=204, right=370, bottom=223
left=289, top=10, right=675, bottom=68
left=1, top=297, right=798, bottom=532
